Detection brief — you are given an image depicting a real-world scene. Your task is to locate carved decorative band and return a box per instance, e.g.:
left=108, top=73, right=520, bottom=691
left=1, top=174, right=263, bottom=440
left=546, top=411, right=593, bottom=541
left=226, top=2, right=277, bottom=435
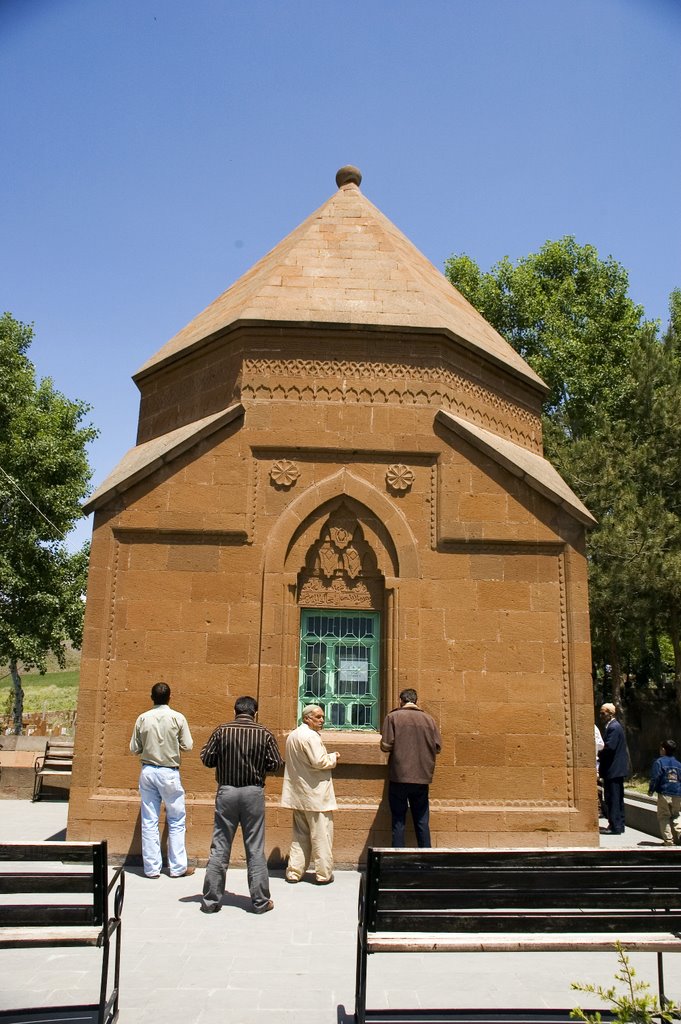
left=332, top=797, right=570, bottom=809
left=242, top=357, right=542, bottom=452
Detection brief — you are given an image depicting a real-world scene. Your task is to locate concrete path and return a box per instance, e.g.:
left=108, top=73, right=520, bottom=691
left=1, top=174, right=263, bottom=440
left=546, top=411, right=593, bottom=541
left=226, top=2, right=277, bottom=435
left=1, top=800, right=678, bottom=1023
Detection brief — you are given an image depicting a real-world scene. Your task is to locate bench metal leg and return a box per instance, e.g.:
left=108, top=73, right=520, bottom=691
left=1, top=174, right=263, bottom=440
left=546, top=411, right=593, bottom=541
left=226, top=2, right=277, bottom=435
left=355, top=937, right=367, bottom=1024
left=657, top=951, right=666, bottom=1008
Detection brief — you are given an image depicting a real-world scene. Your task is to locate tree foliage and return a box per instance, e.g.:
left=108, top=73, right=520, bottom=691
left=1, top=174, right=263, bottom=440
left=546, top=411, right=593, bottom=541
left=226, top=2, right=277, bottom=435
left=0, top=312, right=98, bottom=732
left=446, top=243, right=681, bottom=722
left=446, top=237, right=644, bottom=442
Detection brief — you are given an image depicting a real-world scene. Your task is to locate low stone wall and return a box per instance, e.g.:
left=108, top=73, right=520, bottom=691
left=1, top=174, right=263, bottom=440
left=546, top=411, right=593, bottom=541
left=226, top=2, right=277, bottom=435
left=624, top=790, right=658, bottom=837
left=0, top=735, right=48, bottom=799
left=0, top=724, right=74, bottom=800
left=1, top=710, right=76, bottom=738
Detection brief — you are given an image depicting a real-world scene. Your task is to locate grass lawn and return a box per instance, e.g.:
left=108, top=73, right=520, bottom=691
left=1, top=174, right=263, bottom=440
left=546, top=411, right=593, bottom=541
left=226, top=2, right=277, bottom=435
left=0, top=669, right=80, bottom=713
left=626, top=775, right=651, bottom=796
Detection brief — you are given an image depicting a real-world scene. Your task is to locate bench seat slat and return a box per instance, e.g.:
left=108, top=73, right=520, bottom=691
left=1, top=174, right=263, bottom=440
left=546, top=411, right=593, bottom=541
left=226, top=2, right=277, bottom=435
left=0, top=1003, right=103, bottom=1023
left=366, top=931, right=681, bottom=954
left=0, top=926, right=101, bottom=949
left=359, top=1011, right=616, bottom=1024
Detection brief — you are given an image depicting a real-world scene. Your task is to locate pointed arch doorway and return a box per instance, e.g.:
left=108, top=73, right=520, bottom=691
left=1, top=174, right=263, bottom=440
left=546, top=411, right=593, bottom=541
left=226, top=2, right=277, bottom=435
left=258, top=471, right=420, bottom=739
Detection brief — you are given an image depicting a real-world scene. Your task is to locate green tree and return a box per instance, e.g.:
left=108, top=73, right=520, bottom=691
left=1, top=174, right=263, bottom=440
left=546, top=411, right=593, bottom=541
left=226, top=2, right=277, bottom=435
left=445, top=240, right=658, bottom=707
left=0, top=312, right=97, bottom=733
left=445, top=237, right=645, bottom=445
left=623, top=293, right=681, bottom=716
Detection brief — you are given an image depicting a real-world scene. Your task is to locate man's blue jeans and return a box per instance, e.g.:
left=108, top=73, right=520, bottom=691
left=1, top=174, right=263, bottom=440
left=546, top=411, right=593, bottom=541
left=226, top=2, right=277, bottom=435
left=388, top=781, right=431, bottom=847
left=139, top=765, right=188, bottom=877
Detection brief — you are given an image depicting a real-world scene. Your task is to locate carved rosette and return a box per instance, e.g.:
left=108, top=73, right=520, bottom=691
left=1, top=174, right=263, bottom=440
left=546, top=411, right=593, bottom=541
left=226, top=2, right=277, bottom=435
left=386, top=463, right=415, bottom=493
left=269, top=459, right=300, bottom=489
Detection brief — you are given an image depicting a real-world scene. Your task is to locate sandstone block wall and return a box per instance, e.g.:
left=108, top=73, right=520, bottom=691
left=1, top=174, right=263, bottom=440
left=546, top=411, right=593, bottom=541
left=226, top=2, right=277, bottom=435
left=68, top=331, right=597, bottom=863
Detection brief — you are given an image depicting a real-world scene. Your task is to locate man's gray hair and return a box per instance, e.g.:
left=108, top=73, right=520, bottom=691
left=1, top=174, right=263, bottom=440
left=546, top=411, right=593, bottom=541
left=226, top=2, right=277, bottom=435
left=301, top=704, right=323, bottom=721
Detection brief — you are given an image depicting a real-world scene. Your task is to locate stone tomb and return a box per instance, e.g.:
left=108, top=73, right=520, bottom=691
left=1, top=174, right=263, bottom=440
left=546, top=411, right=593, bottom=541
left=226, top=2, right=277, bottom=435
left=68, top=167, right=597, bottom=864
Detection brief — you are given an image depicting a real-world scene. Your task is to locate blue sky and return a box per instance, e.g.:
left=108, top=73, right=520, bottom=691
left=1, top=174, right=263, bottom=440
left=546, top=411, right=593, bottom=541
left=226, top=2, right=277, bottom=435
left=2, top=0, right=680, bottom=551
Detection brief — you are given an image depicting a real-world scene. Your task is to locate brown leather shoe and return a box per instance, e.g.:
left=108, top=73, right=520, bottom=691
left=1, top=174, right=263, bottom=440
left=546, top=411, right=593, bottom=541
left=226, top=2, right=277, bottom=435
left=253, top=899, right=274, bottom=914
left=171, top=866, right=196, bottom=877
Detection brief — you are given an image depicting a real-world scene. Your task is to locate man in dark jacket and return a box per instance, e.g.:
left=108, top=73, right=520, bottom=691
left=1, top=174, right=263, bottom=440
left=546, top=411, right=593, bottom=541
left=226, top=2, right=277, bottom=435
left=648, top=739, right=681, bottom=846
left=598, top=703, right=630, bottom=835
left=380, top=688, right=441, bottom=847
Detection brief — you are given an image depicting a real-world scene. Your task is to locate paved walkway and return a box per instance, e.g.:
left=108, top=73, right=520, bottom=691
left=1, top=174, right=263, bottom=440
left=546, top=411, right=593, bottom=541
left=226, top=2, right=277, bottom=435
left=1, top=801, right=678, bottom=1023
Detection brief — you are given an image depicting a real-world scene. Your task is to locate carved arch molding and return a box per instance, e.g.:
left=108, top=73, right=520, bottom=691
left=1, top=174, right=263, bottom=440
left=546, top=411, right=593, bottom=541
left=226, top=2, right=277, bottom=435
left=297, top=502, right=384, bottom=609
left=261, top=489, right=403, bottom=722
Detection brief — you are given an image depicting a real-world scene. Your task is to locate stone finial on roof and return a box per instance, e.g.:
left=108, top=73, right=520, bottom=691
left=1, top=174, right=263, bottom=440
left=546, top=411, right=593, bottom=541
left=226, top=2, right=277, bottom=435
left=336, top=165, right=362, bottom=188
left=134, top=161, right=547, bottom=392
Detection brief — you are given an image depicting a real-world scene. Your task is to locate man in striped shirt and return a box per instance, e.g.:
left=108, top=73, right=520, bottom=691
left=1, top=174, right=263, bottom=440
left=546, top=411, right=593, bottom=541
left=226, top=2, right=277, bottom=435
left=200, top=695, right=283, bottom=915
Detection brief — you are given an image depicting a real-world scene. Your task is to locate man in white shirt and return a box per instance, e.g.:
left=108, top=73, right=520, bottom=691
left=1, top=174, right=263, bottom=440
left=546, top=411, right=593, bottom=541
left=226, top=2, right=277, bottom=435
left=281, top=704, right=339, bottom=884
left=129, top=681, right=194, bottom=878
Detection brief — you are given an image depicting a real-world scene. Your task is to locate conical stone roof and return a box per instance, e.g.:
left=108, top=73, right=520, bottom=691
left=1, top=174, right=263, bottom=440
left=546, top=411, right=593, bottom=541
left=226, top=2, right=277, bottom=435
left=135, top=167, right=544, bottom=391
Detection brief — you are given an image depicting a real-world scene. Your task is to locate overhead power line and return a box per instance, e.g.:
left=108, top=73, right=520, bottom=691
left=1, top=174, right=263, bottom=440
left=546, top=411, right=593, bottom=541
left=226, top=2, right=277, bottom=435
left=0, top=464, right=65, bottom=539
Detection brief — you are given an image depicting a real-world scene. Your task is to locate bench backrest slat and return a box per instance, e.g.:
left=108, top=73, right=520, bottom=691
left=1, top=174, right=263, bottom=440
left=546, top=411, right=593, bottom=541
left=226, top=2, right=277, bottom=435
left=0, top=842, right=108, bottom=930
left=377, top=890, right=681, bottom=912
left=372, top=849, right=681, bottom=869
left=373, top=909, right=681, bottom=933
left=2, top=906, right=96, bottom=927
left=0, top=843, right=98, bottom=863
left=0, top=873, right=97, bottom=895
left=377, top=866, right=681, bottom=890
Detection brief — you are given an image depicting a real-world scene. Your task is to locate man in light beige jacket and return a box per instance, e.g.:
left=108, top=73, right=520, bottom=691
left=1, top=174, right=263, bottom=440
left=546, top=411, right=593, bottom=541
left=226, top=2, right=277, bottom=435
left=281, top=704, right=339, bottom=884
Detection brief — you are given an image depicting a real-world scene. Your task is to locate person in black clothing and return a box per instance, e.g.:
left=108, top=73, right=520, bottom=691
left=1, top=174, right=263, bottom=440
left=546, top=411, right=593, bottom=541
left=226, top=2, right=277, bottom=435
left=200, top=696, right=283, bottom=915
left=598, top=703, right=630, bottom=835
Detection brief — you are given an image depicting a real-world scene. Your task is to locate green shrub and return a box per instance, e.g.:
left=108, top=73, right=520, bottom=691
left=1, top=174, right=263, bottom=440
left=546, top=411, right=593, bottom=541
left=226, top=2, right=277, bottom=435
left=571, top=942, right=680, bottom=1024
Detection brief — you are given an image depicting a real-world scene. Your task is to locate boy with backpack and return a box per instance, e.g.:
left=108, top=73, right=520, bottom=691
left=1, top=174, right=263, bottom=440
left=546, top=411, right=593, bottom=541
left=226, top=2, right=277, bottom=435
left=648, top=739, right=681, bottom=846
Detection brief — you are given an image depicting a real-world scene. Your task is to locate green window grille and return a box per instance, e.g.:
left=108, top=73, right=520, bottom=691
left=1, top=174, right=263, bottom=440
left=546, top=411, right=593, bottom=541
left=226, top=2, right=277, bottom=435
left=298, top=610, right=380, bottom=730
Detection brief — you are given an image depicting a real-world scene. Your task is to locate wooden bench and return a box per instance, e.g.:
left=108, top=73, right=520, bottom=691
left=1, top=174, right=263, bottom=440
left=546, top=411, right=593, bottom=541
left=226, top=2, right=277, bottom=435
left=32, top=739, right=74, bottom=802
left=355, top=847, right=681, bottom=1024
left=0, top=840, right=125, bottom=1024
